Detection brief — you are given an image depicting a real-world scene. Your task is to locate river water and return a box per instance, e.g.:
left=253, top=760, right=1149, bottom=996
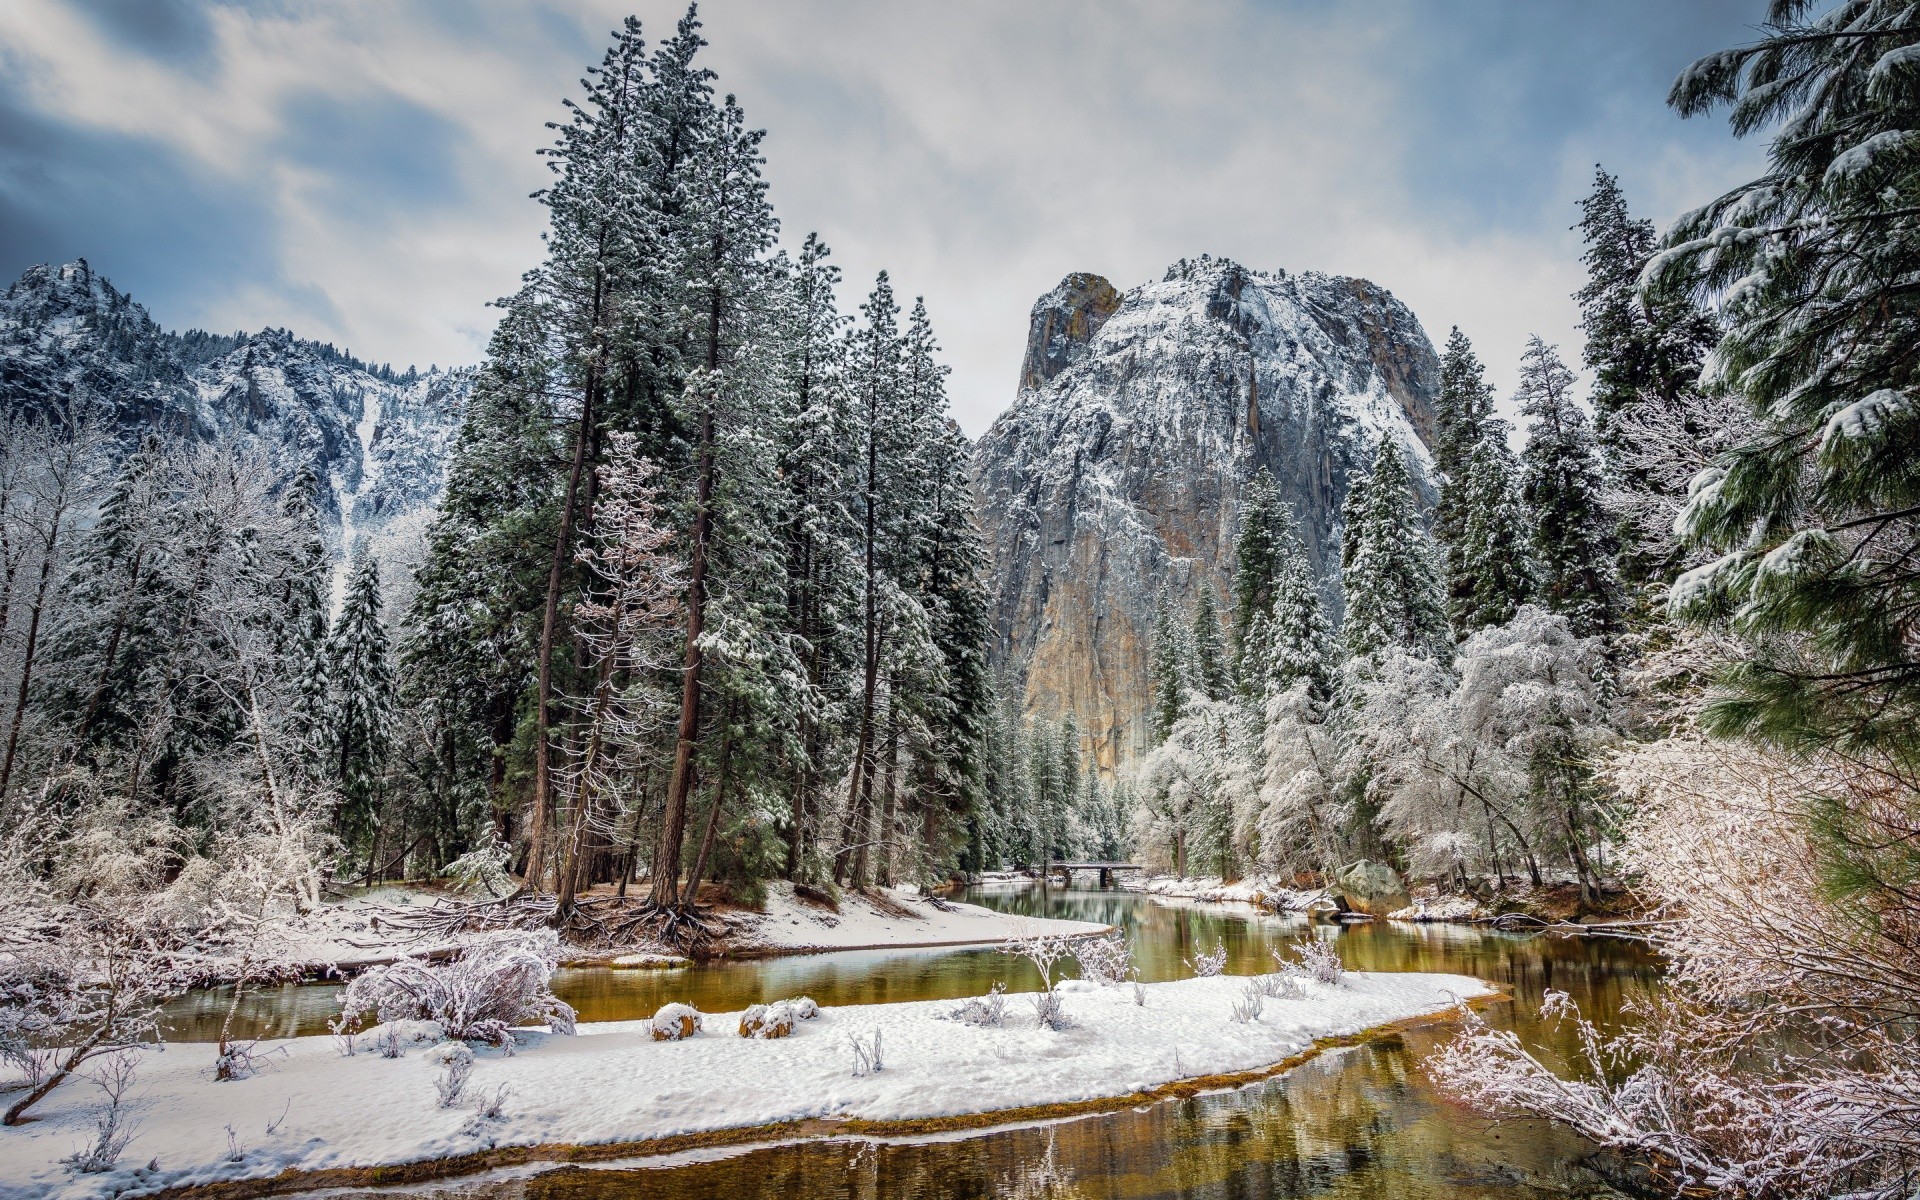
left=162, top=883, right=1660, bottom=1199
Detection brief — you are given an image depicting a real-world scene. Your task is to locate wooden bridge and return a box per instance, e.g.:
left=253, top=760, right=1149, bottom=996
left=1042, top=862, right=1143, bottom=888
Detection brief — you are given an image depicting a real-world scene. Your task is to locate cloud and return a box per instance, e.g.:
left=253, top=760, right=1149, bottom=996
left=0, top=0, right=1770, bottom=430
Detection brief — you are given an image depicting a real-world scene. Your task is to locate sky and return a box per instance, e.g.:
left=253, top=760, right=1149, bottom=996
left=0, top=0, right=1770, bottom=435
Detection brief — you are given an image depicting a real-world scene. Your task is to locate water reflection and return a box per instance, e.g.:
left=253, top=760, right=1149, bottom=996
left=176, top=884, right=1657, bottom=1198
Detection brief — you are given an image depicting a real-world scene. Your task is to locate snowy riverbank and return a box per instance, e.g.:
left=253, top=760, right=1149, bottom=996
left=726, top=882, right=1111, bottom=954
left=0, top=971, right=1494, bottom=1198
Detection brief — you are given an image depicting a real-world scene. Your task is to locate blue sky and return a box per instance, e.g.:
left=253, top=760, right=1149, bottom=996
left=0, top=0, right=1768, bottom=432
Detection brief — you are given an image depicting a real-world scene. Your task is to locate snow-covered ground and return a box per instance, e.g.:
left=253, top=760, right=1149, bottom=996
left=1127, top=875, right=1325, bottom=912
left=0, top=971, right=1493, bottom=1198
left=733, top=883, right=1110, bottom=953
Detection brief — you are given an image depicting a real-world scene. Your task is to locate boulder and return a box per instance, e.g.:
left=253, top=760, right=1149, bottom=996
left=1333, top=860, right=1410, bottom=916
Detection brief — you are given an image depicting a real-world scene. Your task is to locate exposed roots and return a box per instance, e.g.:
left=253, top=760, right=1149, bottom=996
left=368, top=893, right=735, bottom=955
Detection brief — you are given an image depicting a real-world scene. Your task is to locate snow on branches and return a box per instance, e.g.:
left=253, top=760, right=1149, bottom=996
left=338, top=931, right=577, bottom=1048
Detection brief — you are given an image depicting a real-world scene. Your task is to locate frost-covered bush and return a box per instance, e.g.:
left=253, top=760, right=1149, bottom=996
left=1278, top=940, right=1344, bottom=985
left=1074, top=934, right=1134, bottom=985
left=1186, top=942, right=1228, bottom=978
left=430, top=1042, right=474, bottom=1107
left=461, top=1084, right=512, bottom=1136
left=786, top=996, right=819, bottom=1021
left=1003, top=930, right=1078, bottom=1031
left=650, top=1003, right=701, bottom=1041
left=339, top=932, right=576, bottom=1048
left=62, top=1052, right=139, bottom=1174
left=1231, top=981, right=1265, bottom=1024
left=945, top=982, right=1007, bottom=1027
left=1251, top=969, right=1301, bottom=999
left=848, top=1028, right=883, bottom=1077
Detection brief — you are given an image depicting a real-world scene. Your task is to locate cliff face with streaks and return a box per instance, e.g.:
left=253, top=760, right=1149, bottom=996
left=972, top=256, right=1440, bottom=767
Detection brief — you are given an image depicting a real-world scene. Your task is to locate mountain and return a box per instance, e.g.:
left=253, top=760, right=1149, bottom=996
left=972, top=255, right=1441, bottom=768
left=0, top=260, right=470, bottom=610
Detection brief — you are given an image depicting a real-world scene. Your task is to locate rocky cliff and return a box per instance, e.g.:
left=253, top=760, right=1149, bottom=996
left=0, top=260, right=469, bottom=609
left=972, top=256, right=1441, bottom=768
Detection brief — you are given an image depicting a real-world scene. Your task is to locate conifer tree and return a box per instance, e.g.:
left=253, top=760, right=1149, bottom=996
left=1453, top=420, right=1540, bottom=634
left=323, top=552, right=395, bottom=858
left=1515, top=338, right=1618, bottom=639
left=1340, top=438, right=1450, bottom=661
left=1656, top=3, right=1920, bottom=761
left=1432, top=329, right=1497, bottom=621
left=1229, top=469, right=1287, bottom=688
left=1191, top=589, right=1231, bottom=701
left=1148, top=590, right=1191, bottom=742
left=1265, top=537, right=1337, bottom=699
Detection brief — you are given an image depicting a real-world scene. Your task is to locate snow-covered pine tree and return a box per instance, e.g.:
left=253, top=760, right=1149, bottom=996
left=1656, top=0, right=1920, bottom=764
left=1515, top=338, right=1619, bottom=639
left=1340, top=437, right=1450, bottom=662
left=1265, top=535, right=1337, bottom=699
left=1454, top=419, right=1539, bottom=634
left=1574, top=166, right=1718, bottom=454
left=1432, top=329, right=1497, bottom=625
left=1229, top=468, right=1288, bottom=690
left=1191, top=589, right=1231, bottom=701
left=322, top=552, right=395, bottom=860
left=1148, top=588, right=1192, bottom=743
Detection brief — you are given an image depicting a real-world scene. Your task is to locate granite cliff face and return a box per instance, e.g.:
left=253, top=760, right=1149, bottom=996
left=0, top=261, right=469, bottom=607
left=972, top=256, right=1440, bottom=768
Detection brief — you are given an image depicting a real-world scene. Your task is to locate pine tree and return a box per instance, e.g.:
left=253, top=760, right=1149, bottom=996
left=1191, top=589, right=1231, bottom=702
left=1340, top=437, right=1450, bottom=661
left=1265, top=536, right=1337, bottom=699
left=323, top=552, right=395, bottom=858
left=1229, top=469, right=1288, bottom=689
left=1432, top=329, right=1496, bottom=623
left=1515, top=338, right=1618, bottom=639
left=1149, top=588, right=1192, bottom=742
left=1453, top=420, right=1539, bottom=633
left=1657, top=5, right=1920, bottom=761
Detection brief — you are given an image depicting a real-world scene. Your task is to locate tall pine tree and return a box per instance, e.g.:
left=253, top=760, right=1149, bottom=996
left=1340, top=438, right=1450, bottom=661
left=1515, top=338, right=1619, bottom=639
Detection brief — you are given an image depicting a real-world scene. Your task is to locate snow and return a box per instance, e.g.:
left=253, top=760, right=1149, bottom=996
left=0, top=971, right=1494, bottom=1198
left=1127, top=875, right=1324, bottom=912
left=736, top=883, right=1110, bottom=953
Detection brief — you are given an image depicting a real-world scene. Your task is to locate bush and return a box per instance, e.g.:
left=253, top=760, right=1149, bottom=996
left=739, top=1003, right=795, bottom=1039
left=1277, top=940, right=1344, bottom=986
left=1074, top=934, right=1134, bottom=985
left=1186, top=941, right=1228, bottom=977
left=339, top=932, right=577, bottom=1048
left=944, top=982, right=1007, bottom=1027
left=650, top=1003, right=701, bottom=1041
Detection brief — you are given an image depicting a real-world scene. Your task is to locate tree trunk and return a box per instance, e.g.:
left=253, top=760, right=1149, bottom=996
left=0, top=514, right=62, bottom=800
left=652, top=219, right=728, bottom=910
left=683, top=702, right=738, bottom=905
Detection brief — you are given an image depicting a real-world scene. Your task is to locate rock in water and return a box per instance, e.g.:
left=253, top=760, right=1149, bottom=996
left=972, top=256, right=1440, bottom=767
left=1335, top=860, right=1410, bottom=917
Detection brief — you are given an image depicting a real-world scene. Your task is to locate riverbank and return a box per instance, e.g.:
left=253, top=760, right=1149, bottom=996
left=1126, top=875, right=1644, bottom=926
left=189, top=882, right=1110, bottom=984
left=0, top=970, right=1495, bottom=1199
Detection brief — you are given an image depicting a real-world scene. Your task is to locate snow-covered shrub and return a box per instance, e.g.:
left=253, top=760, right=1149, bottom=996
left=327, top=1014, right=357, bottom=1058
left=1004, top=930, right=1078, bottom=1030
left=62, top=1052, right=139, bottom=1174
left=945, top=982, right=1007, bottom=1027
left=440, top=840, right=515, bottom=898
left=848, top=1028, right=883, bottom=1077
left=1186, top=941, right=1228, bottom=978
left=1031, top=988, right=1068, bottom=1031
left=212, top=1036, right=279, bottom=1082
left=739, top=1003, right=795, bottom=1039
left=1231, top=981, right=1265, bottom=1024
left=1132, top=981, right=1146, bottom=1007
left=339, top=932, right=576, bottom=1048
left=1251, top=969, right=1301, bottom=999
left=431, top=1042, right=474, bottom=1107
left=461, top=1084, right=512, bottom=1136
left=1278, top=940, right=1344, bottom=985
left=375, top=1025, right=408, bottom=1059
left=1074, top=934, right=1134, bottom=985
left=650, top=1003, right=701, bottom=1041
left=786, top=996, right=819, bottom=1021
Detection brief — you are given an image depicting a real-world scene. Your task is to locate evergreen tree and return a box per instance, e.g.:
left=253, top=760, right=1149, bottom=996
left=1148, top=589, right=1191, bottom=742
left=1340, top=438, right=1450, bottom=661
left=1191, top=589, right=1231, bottom=701
left=1515, top=338, right=1619, bottom=639
left=323, top=552, right=395, bottom=858
left=1657, top=4, right=1920, bottom=761
left=1229, top=469, right=1287, bottom=689
left=1265, top=536, right=1337, bottom=699
left=1453, top=420, right=1540, bottom=634
left=1432, top=329, right=1496, bottom=622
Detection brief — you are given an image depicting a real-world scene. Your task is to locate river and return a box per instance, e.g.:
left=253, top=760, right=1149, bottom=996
left=161, top=883, right=1661, bottom=1199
